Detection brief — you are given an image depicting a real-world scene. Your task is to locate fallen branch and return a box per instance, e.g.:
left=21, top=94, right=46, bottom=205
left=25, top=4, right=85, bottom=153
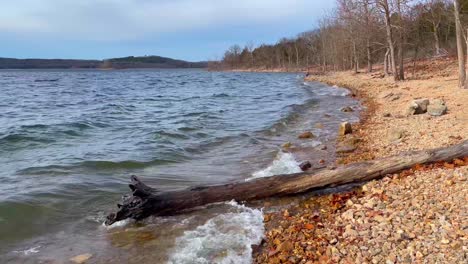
left=106, top=140, right=467, bottom=225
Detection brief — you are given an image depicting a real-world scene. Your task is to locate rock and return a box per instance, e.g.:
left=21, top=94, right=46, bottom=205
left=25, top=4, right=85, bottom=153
left=298, top=131, right=315, bottom=139
left=282, top=142, right=292, bottom=149
left=70, top=253, right=92, bottom=264
left=388, top=129, right=406, bottom=142
left=299, top=161, right=312, bottom=171
left=343, top=225, right=358, bottom=237
left=277, top=241, right=293, bottom=252
left=427, top=99, right=447, bottom=116
left=337, top=135, right=360, bottom=153
left=318, top=144, right=327, bottom=150
left=406, top=98, right=429, bottom=115
left=383, top=112, right=391, bottom=117
left=340, top=106, right=354, bottom=112
left=336, top=144, right=357, bottom=153
left=338, top=122, right=352, bottom=136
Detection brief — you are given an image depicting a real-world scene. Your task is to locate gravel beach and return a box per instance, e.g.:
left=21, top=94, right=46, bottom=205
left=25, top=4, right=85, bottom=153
left=254, top=58, right=467, bottom=263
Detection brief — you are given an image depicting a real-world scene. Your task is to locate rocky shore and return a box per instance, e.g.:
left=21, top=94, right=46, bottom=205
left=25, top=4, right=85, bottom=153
left=253, top=58, right=467, bottom=263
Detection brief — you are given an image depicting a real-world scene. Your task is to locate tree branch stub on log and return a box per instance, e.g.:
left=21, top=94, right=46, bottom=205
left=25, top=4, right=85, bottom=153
left=106, top=140, right=468, bottom=225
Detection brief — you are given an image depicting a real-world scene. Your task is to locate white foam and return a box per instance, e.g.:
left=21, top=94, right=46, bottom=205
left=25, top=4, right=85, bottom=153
left=101, top=218, right=133, bottom=229
left=249, top=152, right=301, bottom=179
left=167, top=201, right=264, bottom=264
left=13, top=246, right=41, bottom=255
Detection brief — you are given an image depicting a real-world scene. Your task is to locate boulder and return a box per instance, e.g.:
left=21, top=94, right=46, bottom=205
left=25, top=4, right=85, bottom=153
left=298, top=131, right=315, bottom=139
left=427, top=99, right=447, bottom=116
left=406, top=99, right=429, bottom=115
left=339, top=122, right=352, bottom=136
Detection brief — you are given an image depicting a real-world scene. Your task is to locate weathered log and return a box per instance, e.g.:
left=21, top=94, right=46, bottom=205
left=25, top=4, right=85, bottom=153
left=106, top=140, right=468, bottom=225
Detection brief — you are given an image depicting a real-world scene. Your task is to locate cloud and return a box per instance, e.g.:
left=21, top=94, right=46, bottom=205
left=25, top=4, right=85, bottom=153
left=0, top=0, right=333, bottom=41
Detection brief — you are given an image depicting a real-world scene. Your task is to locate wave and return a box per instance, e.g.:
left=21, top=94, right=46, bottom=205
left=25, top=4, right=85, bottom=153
left=249, top=151, right=301, bottom=179
left=0, top=122, right=103, bottom=147
left=0, top=133, right=55, bottom=145
left=34, top=79, right=59, bottom=82
left=303, top=82, right=351, bottom=97
left=211, top=93, right=230, bottom=98
left=167, top=201, right=264, bottom=264
left=17, top=158, right=179, bottom=175
left=263, top=99, right=318, bottom=135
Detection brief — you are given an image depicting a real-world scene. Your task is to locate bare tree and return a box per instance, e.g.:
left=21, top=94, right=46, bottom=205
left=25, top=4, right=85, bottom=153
left=454, top=0, right=466, bottom=88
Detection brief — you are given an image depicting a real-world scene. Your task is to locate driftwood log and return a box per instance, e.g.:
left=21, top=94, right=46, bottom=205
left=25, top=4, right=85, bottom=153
left=106, top=140, right=467, bottom=225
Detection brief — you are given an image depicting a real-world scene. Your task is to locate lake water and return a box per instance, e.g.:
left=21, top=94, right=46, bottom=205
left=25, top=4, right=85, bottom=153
left=0, top=69, right=359, bottom=263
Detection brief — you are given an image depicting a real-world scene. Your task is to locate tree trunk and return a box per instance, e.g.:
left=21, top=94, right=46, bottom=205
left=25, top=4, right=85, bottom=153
left=294, top=43, right=299, bottom=68
left=384, top=48, right=390, bottom=76
left=365, top=0, right=372, bottom=73
left=433, top=24, right=441, bottom=55
left=396, top=1, right=405, bottom=81
left=465, top=28, right=468, bottom=88
left=367, top=39, right=372, bottom=73
left=382, top=0, right=398, bottom=81
left=454, top=0, right=466, bottom=88
left=106, top=141, right=468, bottom=225
left=353, top=41, right=358, bottom=73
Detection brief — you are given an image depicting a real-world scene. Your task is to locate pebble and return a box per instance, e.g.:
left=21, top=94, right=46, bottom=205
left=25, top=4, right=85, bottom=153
left=70, top=254, right=92, bottom=264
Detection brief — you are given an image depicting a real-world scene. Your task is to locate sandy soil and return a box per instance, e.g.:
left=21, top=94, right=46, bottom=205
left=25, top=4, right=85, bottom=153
left=253, top=58, right=468, bottom=263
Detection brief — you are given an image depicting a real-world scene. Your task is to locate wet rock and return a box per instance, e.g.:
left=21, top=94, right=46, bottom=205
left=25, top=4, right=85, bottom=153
left=282, top=142, right=292, bottom=149
left=317, top=144, right=327, bottom=150
left=299, top=161, right=312, bottom=171
left=298, top=131, right=315, bottom=139
left=338, top=122, right=352, bottom=136
left=340, top=106, right=354, bottom=112
left=427, top=99, right=447, bottom=116
left=70, top=253, right=92, bottom=264
left=406, top=98, right=429, bottom=115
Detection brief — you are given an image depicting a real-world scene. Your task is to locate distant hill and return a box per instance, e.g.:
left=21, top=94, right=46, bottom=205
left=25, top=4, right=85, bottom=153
left=0, top=56, right=208, bottom=69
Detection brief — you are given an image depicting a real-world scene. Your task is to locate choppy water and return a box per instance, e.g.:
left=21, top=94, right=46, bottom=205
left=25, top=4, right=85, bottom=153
left=0, top=69, right=359, bottom=263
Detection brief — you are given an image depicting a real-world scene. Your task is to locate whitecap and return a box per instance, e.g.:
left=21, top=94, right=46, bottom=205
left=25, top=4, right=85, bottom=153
left=249, top=151, right=301, bottom=179
left=13, top=246, right=41, bottom=255
left=101, top=219, right=133, bottom=229
left=167, top=201, right=264, bottom=264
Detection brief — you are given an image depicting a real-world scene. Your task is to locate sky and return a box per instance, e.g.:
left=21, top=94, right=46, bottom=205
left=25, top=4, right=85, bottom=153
left=0, top=0, right=335, bottom=61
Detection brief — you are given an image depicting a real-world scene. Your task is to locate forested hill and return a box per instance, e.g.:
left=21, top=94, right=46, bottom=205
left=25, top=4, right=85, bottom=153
left=0, top=56, right=208, bottom=69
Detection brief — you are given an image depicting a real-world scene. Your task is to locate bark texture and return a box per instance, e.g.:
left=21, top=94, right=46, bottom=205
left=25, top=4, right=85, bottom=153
left=106, top=140, right=468, bottom=225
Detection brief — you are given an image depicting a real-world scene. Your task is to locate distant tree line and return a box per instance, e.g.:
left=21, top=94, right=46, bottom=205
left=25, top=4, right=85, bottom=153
left=0, top=56, right=207, bottom=69
left=212, top=0, right=468, bottom=88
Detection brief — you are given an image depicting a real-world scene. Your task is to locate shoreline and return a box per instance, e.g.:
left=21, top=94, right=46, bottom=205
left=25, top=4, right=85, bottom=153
left=253, top=59, right=467, bottom=263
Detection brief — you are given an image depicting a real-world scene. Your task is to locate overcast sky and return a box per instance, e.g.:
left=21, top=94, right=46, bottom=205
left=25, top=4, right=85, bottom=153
left=0, top=0, right=335, bottom=61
